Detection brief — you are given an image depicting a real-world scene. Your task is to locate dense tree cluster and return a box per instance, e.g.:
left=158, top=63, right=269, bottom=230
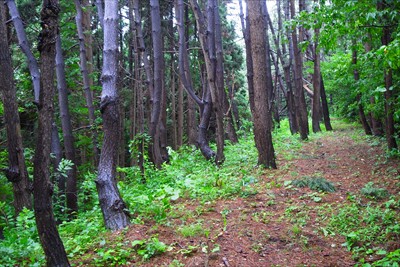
left=0, top=0, right=398, bottom=265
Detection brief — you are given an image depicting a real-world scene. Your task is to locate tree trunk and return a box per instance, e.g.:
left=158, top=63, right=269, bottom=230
left=238, top=0, right=255, bottom=115
left=352, top=47, right=372, bottom=135
left=55, top=34, right=78, bottom=218
left=190, top=0, right=225, bottom=165
left=96, top=0, right=130, bottom=230
left=0, top=2, right=32, bottom=214
left=312, top=26, right=322, bottom=133
left=290, top=0, right=309, bottom=140
left=379, top=0, right=398, bottom=150
left=320, top=73, right=333, bottom=131
left=246, top=0, right=277, bottom=169
left=6, top=0, right=41, bottom=104
left=215, top=0, right=238, bottom=144
left=148, top=0, right=165, bottom=167
left=34, top=1, right=70, bottom=265
left=75, top=0, right=100, bottom=166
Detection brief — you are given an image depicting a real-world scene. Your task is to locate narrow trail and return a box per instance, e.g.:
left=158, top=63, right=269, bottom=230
left=76, top=124, right=399, bottom=267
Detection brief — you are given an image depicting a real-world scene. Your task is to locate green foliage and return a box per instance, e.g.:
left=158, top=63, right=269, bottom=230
left=361, top=182, right=390, bottom=200
left=131, top=236, right=167, bottom=261
left=0, top=208, right=44, bottom=267
left=177, top=222, right=208, bottom=238
left=292, top=177, right=336, bottom=192
left=327, top=200, right=400, bottom=262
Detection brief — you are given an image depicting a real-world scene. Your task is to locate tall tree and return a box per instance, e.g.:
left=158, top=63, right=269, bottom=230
left=0, top=1, right=32, bottom=214
left=6, top=0, right=40, bottom=104
left=176, top=0, right=215, bottom=160
left=191, top=0, right=225, bottom=164
left=34, top=0, right=70, bottom=265
left=378, top=0, right=398, bottom=150
left=75, top=0, right=100, bottom=165
left=96, top=0, right=130, bottom=230
left=55, top=34, right=78, bottom=218
left=246, top=0, right=277, bottom=169
left=290, top=0, right=309, bottom=140
left=312, top=24, right=322, bottom=133
left=149, top=0, right=166, bottom=167
left=352, top=45, right=372, bottom=135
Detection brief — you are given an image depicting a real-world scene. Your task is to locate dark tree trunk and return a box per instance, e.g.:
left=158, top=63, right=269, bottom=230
left=96, top=0, right=130, bottom=230
left=290, top=0, right=309, bottom=140
left=312, top=26, right=322, bottom=133
left=55, top=34, right=78, bottom=218
left=0, top=2, right=32, bottom=214
left=246, top=0, right=276, bottom=169
left=75, top=0, right=100, bottom=166
left=238, top=0, right=255, bottom=115
left=282, top=0, right=298, bottom=134
left=6, top=0, right=41, bottom=104
left=369, top=96, right=384, bottom=136
left=379, top=0, right=398, bottom=150
left=320, top=74, right=333, bottom=131
left=190, top=0, right=225, bottom=165
left=148, top=0, right=165, bottom=167
left=352, top=47, right=372, bottom=135
left=215, top=0, right=238, bottom=144
left=34, top=1, right=70, bottom=266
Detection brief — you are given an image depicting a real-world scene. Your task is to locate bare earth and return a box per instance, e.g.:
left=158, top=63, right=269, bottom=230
left=75, top=124, right=400, bottom=267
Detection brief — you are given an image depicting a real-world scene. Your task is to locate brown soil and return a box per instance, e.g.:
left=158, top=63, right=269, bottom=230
left=75, top=125, right=399, bottom=267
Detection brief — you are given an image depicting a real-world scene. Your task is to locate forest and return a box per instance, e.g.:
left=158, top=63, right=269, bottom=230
left=0, top=0, right=399, bottom=266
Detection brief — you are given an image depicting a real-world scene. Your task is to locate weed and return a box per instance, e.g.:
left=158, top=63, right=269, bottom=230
left=292, top=177, right=336, bottom=192
left=361, top=182, right=390, bottom=200
left=177, top=222, right=208, bottom=238
left=132, top=236, right=168, bottom=261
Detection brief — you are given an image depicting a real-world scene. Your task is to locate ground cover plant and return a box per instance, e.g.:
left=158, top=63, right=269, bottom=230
left=0, top=119, right=399, bottom=266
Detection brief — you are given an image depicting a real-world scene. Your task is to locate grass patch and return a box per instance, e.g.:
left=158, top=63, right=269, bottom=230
left=292, top=177, right=336, bottom=192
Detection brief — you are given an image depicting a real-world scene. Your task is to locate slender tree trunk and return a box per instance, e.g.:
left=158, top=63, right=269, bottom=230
left=312, top=26, right=322, bottom=133
left=190, top=0, right=225, bottom=165
left=320, top=73, right=333, bottom=131
left=238, top=0, right=255, bottom=115
left=148, top=0, right=165, bottom=167
left=75, top=0, right=100, bottom=165
left=55, top=34, right=78, bottom=218
left=246, top=0, right=276, bottom=168
left=352, top=47, right=372, bottom=135
left=0, top=3, right=31, bottom=214
left=95, top=0, right=104, bottom=29
left=282, top=0, right=298, bottom=134
left=215, top=0, right=238, bottom=144
left=378, top=0, right=398, bottom=149
left=290, top=0, right=308, bottom=140
left=96, top=0, right=130, bottom=230
left=6, top=0, right=41, bottom=104
left=34, top=1, right=70, bottom=265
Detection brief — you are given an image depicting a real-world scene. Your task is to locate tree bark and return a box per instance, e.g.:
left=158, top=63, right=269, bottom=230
left=55, top=34, right=78, bottom=218
left=215, top=0, right=238, bottom=144
left=246, top=0, right=277, bottom=169
left=238, top=0, right=255, bottom=115
left=352, top=47, right=372, bottom=135
left=0, top=2, right=32, bottom=214
left=378, top=0, right=398, bottom=150
left=312, top=26, right=322, bottom=133
left=320, top=73, right=333, bottom=131
left=190, top=0, right=225, bottom=165
left=149, top=0, right=166, bottom=167
left=290, top=0, right=309, bottom=140
left=34, top=1, right=70, bottom=265
left=96, top=0, right=130, bottom=230
left=75, top=0, right=100, bottom=166
left=6, top=0, right=41, bottom=104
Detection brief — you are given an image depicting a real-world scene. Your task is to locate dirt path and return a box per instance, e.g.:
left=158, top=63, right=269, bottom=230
left=77, top=125, right=399, bottom=267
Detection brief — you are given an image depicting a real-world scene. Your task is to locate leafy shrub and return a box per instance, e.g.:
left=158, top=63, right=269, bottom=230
left=132, top=236, right=167, bottom=261
left=292, top=177, right=336, bottom=192
left=361, top=182, right=390, bottom=199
